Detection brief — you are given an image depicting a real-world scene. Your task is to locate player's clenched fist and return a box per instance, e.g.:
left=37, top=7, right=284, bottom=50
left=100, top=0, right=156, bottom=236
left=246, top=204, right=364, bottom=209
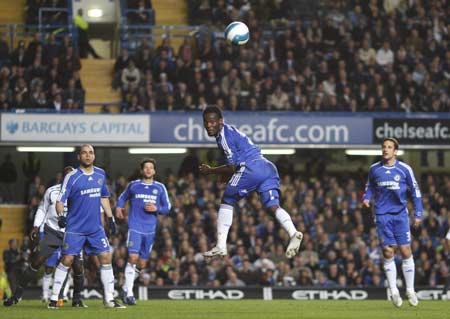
left=115, top=207, right=125, bottom=220
left=362, top=199, right=370, bottom=208
left=29, top=226, right=39, bottom=242
left=199, top=164, right=211, bottom=175
left=144, top=203, right=157, bottom=213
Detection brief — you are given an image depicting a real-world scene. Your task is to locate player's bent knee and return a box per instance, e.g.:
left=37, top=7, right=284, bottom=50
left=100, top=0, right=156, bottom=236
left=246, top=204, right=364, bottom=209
left=61, top=255, right=75, bottom=266
left=98, top=251, right=112, bottom=264
left=138, top=259, right=147, bottom=268
left=44, top=266, right=54, bottom=275
left=128, top=254, right=139, bottom=264
left=399, top=245, right=412, bottom=258
left=260, top=189, right=280, bottom=208
left=382, top=246, right=395, bottom=259
left=266, top=205, right=279, bottom=214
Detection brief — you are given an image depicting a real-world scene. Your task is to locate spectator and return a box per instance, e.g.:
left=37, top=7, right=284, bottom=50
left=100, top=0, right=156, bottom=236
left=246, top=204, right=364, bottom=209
left=358, top=39, right=376, bottom=66
left=178, top=149, right=200, bottom=178
left=0, top=33, right=9, bottom=65
left=0, top=154, right=17, bottom=203
left=49, top=93, right=63, bottom=111
left=22, top=153, right=40, bottom=203
left=3, top=239, right=22, bottom=293
left=225, top=271, right=246, bottom=287
left=268, top=85, right=289, bottom=110
left=121, top=60, right=141, bottom=92
left=74, top=9, right=102, bottom=59
left=62, top=78, right=84, bottom=108
left=128, top=0, right=152, bottom=24
left=375, top=41, right=394, bottom=67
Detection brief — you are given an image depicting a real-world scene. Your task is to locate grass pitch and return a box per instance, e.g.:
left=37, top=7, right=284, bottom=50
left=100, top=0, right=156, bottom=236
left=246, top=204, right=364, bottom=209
left=2, top=300, right=449, bottom=319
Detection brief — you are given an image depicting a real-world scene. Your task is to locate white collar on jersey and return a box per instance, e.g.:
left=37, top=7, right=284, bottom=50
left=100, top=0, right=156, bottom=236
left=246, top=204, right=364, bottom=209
left=382, top=160, right=397, bottom=169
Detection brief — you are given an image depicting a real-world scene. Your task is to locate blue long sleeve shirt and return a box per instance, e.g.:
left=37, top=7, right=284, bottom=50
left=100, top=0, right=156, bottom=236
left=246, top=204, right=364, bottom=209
left=362, top=160, right=423, bottom=219
left=117, top=179, right=171, bottom=233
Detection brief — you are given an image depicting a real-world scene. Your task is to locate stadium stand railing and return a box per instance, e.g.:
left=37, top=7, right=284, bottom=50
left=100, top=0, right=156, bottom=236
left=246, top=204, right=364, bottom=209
left=0, top=0, right=77, bottom=53
left=37, top=7, right=77, bottom=42
left=119, top=24, right=201, bottom=53
left=0, top=23, right=76, bottom=51
left=118, top=0, right=198, bottom=53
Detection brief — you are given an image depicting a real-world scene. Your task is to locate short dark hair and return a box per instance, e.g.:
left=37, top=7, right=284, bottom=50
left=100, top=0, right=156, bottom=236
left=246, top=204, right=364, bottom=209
left=203, top=105, right=223, bottom=119
left=63, top=166, right=74, bottom=178
left=77, top=144, right=94, bottom=154
left=140, top=158, right=156, bottom=170
left=383, top=137, right=399, bottom=150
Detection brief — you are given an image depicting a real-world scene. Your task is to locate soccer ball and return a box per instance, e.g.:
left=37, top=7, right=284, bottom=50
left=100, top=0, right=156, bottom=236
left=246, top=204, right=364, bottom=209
left=225, top=21, right=249, bottom=45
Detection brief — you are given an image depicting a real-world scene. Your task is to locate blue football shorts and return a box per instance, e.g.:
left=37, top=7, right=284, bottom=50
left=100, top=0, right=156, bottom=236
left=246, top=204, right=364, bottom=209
left=223, top=158, right=280, bottom=208
left=63, top=228, right=110, bottom=256
left=127, top=229, right=155, bottom=260
left=375, top=210, right=411, bottom=246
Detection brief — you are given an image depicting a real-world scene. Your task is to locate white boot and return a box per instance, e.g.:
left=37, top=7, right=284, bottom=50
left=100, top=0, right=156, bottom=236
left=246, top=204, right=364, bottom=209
left=203, top=246, right=227, bottom=258
left=286, top=231, right=303, bottom=258
left=406, top=290, right=419, bottom=306
left=391, top=290, right=403, bottom=308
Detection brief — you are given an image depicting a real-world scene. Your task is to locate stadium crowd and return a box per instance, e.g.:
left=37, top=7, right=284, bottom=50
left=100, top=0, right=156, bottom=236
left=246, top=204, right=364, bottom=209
left=124, top=0, right=154, bottom=25
left=114, top=0, right=449, bottom=112
left=4, top=154, right=450, bottom=289
left=0, top=32, right=85, bottom=111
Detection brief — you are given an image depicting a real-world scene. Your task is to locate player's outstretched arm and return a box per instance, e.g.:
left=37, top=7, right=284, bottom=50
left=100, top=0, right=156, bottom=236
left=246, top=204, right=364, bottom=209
left=199, top=164, right=236, bottom=177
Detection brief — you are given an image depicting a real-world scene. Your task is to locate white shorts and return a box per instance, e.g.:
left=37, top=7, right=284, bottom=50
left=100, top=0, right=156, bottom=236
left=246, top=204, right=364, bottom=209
left=446, top=228, right=450, bottom=240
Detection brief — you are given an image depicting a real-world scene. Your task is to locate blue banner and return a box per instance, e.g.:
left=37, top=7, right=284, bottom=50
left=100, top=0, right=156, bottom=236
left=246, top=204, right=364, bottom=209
left=149, top=112, right=373, bottom=145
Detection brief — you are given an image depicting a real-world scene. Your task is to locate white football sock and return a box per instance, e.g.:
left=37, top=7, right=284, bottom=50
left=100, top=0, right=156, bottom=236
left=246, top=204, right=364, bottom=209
left=50, top=263, right=69, bottom=301
left=62, top=273, right=71, bottom=298
left=384, top=257, right=398, bottom=294
left=101, top=264, right=115, bottom=301
left=42, top=273, right=52, bottom=299
left=217, top=204, right=233, bottom=250
left=124, top=262, right=136, bottom=297
left=402, top=256, right=415, bottom=292
left=275, top=207, right=297, bottom=238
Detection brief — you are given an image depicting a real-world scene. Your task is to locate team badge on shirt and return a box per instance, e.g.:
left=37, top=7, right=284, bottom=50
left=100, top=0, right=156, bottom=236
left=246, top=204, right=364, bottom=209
left=128, top=241, right=133, bottom=247
left=394, top=174, right=400, bottom=181
left=97, top=178, right=103, bottom=185
left=152, top=189, right=158, bottom=195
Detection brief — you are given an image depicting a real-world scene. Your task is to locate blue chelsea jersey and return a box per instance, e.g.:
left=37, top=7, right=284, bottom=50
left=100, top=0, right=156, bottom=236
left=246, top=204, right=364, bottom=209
left=363, top=160, right=423, bottom=218
left=116, top=179, right=171, bottom=233
left=216, top=123, right=263, bottom=166
left=58, top=166, right=110, bottom=234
